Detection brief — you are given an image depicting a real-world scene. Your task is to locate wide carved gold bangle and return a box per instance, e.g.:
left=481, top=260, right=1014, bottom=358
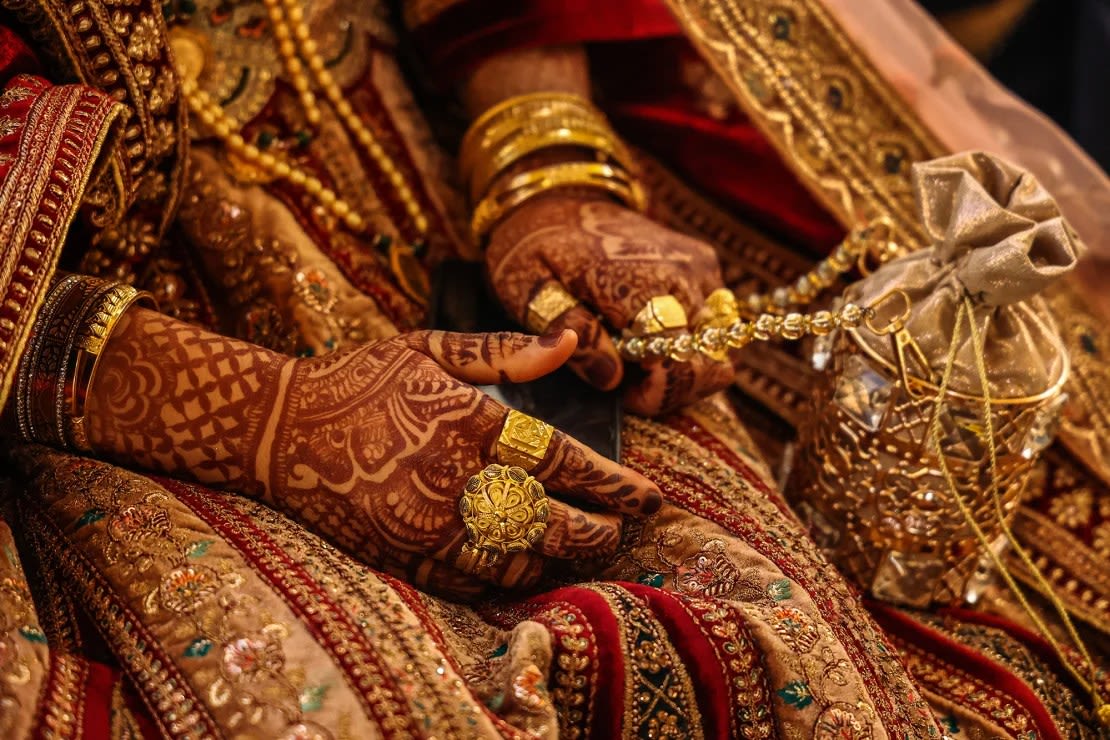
left=13, top=275, right=153, bottom=453
left=470, top=161, right=645, bottom=241
left=66, top=283, right=155, bottom=451
left=460, top=92, right=603, bottom=173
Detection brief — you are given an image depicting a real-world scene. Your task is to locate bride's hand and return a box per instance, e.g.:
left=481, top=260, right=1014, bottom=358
left=486, top=194, right=736, bottom=416
left=86, top=310, right=661, bottom=595
left=258, top=329, right=662, bottom=592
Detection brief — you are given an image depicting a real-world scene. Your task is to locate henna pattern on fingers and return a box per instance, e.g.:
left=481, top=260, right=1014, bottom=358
left=86, top=310, right=659, bottom=589
left=487, top=196, right=733, bottom=410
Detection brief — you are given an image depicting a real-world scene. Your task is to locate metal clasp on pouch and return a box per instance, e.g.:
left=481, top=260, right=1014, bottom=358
left=864, top=289, right=936, bottom=398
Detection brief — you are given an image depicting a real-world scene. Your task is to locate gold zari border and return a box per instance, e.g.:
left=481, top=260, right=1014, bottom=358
left=662, top=0, right=946, bottom=248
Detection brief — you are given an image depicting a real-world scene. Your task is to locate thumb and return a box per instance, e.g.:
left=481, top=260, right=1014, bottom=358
left=400, top=329, right=577, bottom=384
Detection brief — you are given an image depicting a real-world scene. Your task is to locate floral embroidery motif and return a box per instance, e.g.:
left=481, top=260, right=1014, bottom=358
left=767, top=578, right=792, bottom=602
left=814, top=703, right=874, bottom=739
left=107, top=503, right=171, bottom=544
left=0, top=87, right=32, bottom=108
left=1048, top=488, right=1093, bottom=528
left=769, top=606, right=820, bottom=653
left=159, top=564, right=220, bottom=613
left=127, top=14, right=162, bottom=60
left=223, top=634, right=285, bottom=680
left=0, top=115, right=21, bottom=138
left=777, top=679, right=814, bottom=710
left=674, top=540, right=742, bottom=597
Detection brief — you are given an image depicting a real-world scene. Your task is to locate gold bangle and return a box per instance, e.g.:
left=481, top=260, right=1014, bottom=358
left=460, top=93, right=603, bottom=172
left=13, top=275, right=153, bottom=452
left=470, top=161, right=645, bottom=241
left=66, top=284, right=155, bottom=451
left=469, top=127, right=634, bottom=203
left=14, top=275, right=91, bottom=447
left=463, top=109, right=613, bottom=178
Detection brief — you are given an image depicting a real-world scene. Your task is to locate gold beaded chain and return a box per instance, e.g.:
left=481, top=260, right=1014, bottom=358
left=176, top=0, right=428, bottom=238
left=616, top=302, right=871, bottom=362
left=740, top=217, right=899, bottom=317
left=614, top=219, right=895, bottom=362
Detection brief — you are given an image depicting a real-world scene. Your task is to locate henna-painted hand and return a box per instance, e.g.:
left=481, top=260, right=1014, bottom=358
left=87, top=310, right=662, bottom=596
left=486, top=194, right=735, bottom=416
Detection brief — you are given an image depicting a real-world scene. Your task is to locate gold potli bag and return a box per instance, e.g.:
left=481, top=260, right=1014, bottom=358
left=792, top=152, right=1108, bottom=722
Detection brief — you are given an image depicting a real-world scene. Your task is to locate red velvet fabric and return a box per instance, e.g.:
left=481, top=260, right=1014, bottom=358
left=0, top=24, right=40, bottom=83
left=412, top=0, right=680, bottom=83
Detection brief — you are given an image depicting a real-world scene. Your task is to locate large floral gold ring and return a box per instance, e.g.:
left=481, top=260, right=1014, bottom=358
left=525, top=282, right=579, bottom=334
left=630, top=295, right=688, bottom=335
left=497, top=410, right=555, bottom=472
left=459, top=464, right=549, bottom=566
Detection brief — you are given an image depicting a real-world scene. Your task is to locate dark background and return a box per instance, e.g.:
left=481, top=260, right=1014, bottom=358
left=924, top=0, right=1109, bottom=172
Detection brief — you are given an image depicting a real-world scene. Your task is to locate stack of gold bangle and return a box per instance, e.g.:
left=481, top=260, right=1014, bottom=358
left=461, top=92, right=646, bottom=241
left=14, top=274, right=154, bottom=452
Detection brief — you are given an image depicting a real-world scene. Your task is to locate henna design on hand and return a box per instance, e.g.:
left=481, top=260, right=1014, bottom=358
left=86, top=313, right=661, bottom=593
left=86, top=308, right=286, bottom=487
left=486, top=195, right=734, bottom=414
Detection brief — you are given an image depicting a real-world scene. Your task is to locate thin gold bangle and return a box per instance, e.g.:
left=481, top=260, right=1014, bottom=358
left=470, top=162, right=645, bottom=240
left=460, top=92, right=603, bottom=169
left=469, top=128, right=634, bottom=203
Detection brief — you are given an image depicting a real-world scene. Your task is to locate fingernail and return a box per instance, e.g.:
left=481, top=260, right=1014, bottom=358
left=538, top=329, right=571, bottom=348
left=582, top=355, right=619, bottom=389
left=642, top=489, right=663, bottom=515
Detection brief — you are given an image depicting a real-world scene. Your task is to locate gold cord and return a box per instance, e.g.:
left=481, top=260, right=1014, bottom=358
left=927, top=297, right=1107, bottom=722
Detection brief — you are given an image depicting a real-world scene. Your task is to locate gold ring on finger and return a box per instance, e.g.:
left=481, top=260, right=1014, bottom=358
left=630, top=295, right=688, bottom=335
left=454, top=546, right=498, bottom=574
left=496, top=409, right=554, bottom=472
left=526, top=282, right=579, bottom=334
left=459, top=464, right=549, bottom=563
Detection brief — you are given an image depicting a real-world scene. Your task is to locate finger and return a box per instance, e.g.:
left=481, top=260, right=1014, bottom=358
left=446, top=545, right=546, bottom=590
left=583, top=269, right=704, bottom=333
left=400, top=330, right=577, bottom=384
left=624, top=353, right=735, bottom=416
left=544, top=304, right=624, bottom=391
left=527, top=429, right=663, bottom=516
left=537, top=499, right=623, bottom=560
left=378, top=554, right=486, bottom=601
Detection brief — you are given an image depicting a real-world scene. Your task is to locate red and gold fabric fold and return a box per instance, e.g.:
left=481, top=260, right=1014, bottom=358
left=0, top=69, right=124, bottom=411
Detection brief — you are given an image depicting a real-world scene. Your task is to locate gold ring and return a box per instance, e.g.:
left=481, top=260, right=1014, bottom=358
left=630, top=295, right=688, bottom=335
left=497, top=409, right=555, bottom=472
left=526, top=282, right=579, bottom=334
left=696, top=288, right=739, bottom=362
left=454, top=547, right=498, bottom=574
left=459, top=464, right=549, bottom=564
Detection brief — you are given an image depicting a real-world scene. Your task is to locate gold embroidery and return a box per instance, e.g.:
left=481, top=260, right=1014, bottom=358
left=1, top=0, right=188, bottom=281
left=0, top=85, right=124, bottom=414
left=662, top=0, right=946, bottom=249
left=584, top=584, right=704, bottom=738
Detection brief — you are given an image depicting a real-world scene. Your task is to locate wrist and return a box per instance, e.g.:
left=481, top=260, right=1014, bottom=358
left=85, top=307, right=289, bottom=490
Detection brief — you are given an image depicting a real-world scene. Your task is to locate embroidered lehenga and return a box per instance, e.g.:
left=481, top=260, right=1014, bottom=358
left=0, top=0, right=1107, bottom=738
